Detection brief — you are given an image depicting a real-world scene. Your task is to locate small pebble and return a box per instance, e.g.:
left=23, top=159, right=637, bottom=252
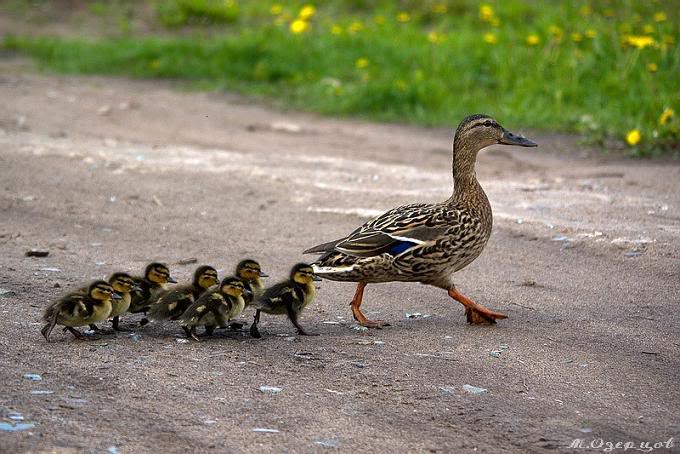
left=258, top=386, right=282, bottom=394
left=462, top=384, right=488, bottom=395
left=253, top=428, right=280, bottom=433
left=314, top=439, right=341, bottom=448
left=23, top=373, right=42, bottom=381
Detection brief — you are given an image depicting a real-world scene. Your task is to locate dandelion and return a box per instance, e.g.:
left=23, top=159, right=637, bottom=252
left=428, top=31, right=444, bottom=44
left=659, top=108, right=674, bottom=125
left=432, top=4, right=447, bottom=14
left=624, top=35, right=656, bottom=49
left=479, top=5, right=494, bottom=22
left=330, top=24, right=342, bottom=35
left=571, top=32, right=583, bottom=42
left=298, top=5, right=315, bottom=20
left=270, top=4, right=282, bottom=15
left=625, top=129, right=641, bottom=146
left=643, top=24, right=655, bottom=34
left=355, top=58, right=369, bottom=69
left=585, top=29, right=596, bottom=39
left=647, top=62, right=658, bottom=72
left=348, top=21, right=363, bottom=33
left=483, top=33, right=497, bottom=44
left=654, top=12, right=667, bottom=22
left=290, top=19, right=310, bottom=34
left=397, top=12, right=410, bottom=22
left=549, top=25, right=563, bottom=41
left=526, top=34, right=540, bottom=46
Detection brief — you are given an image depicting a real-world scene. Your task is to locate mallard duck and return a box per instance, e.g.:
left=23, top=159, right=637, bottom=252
left=304, top=114, right=537, bottom=327
left=249, top=263, right=321, bottom=338
left=179, top=276, right=248, bottom=341
left=147, top=265, right=219, bottom=322
left=128, top=262, right=177, bottom=325
left=41, top=280, right=120, bottom=341
left=88, top=272, right=139, bottom=333
left=235, top=259, right=268, bottom=306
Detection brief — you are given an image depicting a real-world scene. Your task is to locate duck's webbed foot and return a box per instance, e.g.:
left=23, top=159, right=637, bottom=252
left=448, top=288, right=507, bottom=325
left=65, top=326, right=95, bottom=340
left=350, top=282, right=390, bottom=329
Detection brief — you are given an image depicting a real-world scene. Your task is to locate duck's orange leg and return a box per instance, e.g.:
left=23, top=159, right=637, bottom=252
left=350, top=282, right=390, bottom=328
left=448, top=288, right=507, bottom=325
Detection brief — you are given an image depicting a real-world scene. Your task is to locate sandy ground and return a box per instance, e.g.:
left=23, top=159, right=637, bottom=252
left=1, top=59, right=679, bottom=453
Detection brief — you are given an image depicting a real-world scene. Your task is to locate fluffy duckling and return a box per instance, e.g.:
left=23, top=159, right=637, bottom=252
left=179, top=276, right=248, bottom=341
left=147, top=265, right=219, bottom=322
left=88, top=272, right=139, bottom=333
left=249, top=263, right=320, bottom=338
left=129, top=262, right=177, bottom=325
left=236, top=259, right=268, bottom=306
left=41, top=280, right=120, bottom=341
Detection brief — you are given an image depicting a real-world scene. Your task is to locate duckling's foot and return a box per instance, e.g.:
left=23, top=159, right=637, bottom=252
left=229, top=322, right=245, bottom=331
left=112, top=316, right=132, bottom=332
left=250, top=323, right=262, bottom=338
left=139, top=317, right=150, bottom=326
left=89, top=324, right=115, bottom=335
left=64, top=326, right=94, bottom=340
left=448, top=288, right=507, bottom=325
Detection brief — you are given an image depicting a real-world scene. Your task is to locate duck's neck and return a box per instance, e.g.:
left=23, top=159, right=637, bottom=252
left=449, top=137, right=483, bottom=204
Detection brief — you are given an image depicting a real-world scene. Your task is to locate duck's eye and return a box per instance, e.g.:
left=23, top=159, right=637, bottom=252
left=483, top=120, right=493, bottom=127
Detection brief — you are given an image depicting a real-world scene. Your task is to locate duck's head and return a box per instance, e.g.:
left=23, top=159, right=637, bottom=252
left=454, top=114, right=537, bottom=152
left=109, top=272, right=138, bottom=294
left=220, top=276, right=247, bottom=298
left=194, top=265, right=219, bottom=289
left=145, top=262, right=177, bottom=285
left=236, top=259, right=268, bottom=281
left=290, top=263, right=322, bottom=285
left=88, top=280, right=121, bottom=301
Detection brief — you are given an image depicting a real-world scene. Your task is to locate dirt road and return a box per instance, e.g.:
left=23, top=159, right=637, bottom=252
left=1, top=59, right=679, bottom=453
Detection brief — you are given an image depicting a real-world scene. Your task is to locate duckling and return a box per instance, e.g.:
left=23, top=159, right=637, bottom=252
left=41, top=280, right=120, bottom=341
left=147, top=265, right=219, bottom=322
left=179, top=276, right=248, bottom=341
left=304, top=114, right=537, bottom=327
left=128, top=262, right=177, bottom=325
left=235, top=259, right=268, bottom=306
left=249, top=263, right=321, bottom=338
left=88, top=272, right=139, bottom=333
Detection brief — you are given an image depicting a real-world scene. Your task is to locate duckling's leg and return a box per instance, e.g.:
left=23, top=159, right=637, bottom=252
left=40, top=321, right=55, bottom=341
left=285, top=303, right=318, bottom=336
left=350, top=282, right=390, bottom=328
left=184, top=326, right=200, bottom=341
left=204, top=325, right=215, bottom=336
left=65, top=326, right=88, bottom=340
left=250, top=310, right=262, bottom=338
left=447, top=288, right=508, bottom=325
left=112, top=316, right=131, bottom=332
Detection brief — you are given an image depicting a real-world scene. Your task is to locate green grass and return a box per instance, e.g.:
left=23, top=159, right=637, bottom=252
left=3, top=0, right=679, bottom=154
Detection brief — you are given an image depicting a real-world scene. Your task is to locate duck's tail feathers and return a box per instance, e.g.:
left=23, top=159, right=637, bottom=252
left=303, top=238, right=346, bottom=254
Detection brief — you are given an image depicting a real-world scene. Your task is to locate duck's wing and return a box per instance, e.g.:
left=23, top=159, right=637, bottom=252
left=316, top=203, right=458, bottom=258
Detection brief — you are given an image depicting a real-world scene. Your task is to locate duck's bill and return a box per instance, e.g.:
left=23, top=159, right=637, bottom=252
left=500, top=130, right=537, bottom=147
left=243, top=289, right=253, bottom=297
left=312, top=274, right=322, bottom=282
left=112, top=292, right=122, bottom=300
left=132, top=285, right=143, bottom=292
left=167, top=276, right=178, bottom=284
left=259, top=271, right=269, bottom=277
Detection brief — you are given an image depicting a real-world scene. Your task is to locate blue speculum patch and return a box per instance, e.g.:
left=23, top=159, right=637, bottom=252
left=388, top=241, right=418, bottom=255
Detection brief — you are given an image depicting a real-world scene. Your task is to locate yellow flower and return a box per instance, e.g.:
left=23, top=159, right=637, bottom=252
left=654, top=12, right=667, bottom=22
left=298, top=5, right=315, bottom=20
left=355, top=58, right=369, bottom=69
left=290, top=19, right=310, bottom=34
left=526, top=34, right=540, bottom=46
left=483, top=33, right=497, bottom=44
left=571, top=32, right=583, bottom=42
left=585, top=29, right=596, bottom=39
left=647, top=62, right=658, bottom=72
left=427, top=31, right=444, bottom=44
left=270, top=4, right=282, bottom=15
left=643, top=24, right=655, bottom=34
left=330, top=24, right=342, bottom=35
left=624, top=35, right=656, bottom=49
left=549, top=25, right=563, bottom=41
left=432, top=4, right=447, bottom=14
left=659, top=108, right=674, bottom=125
left=625, top=129, right=641, bottom=146
left=348, top=21, right=363, bottom=33
left=397, top=12, right=410, bottom=22
left=479, top=5, right=494, bottom=22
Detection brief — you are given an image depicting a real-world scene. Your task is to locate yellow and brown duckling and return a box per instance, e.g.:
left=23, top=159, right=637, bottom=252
left=147, top=265, right=219, bottom=322
left=41, top=280, right=120, bottom=341
left=88, top=272, right=139, bottom=333
left=305, top=114, right=537, bottom=327
left=179, top=276, right=248, bottom=341
left=235, top=259, right=268, bottom=306
left=249, top=263, right=320, bottom=338
left=129, top=262, right=177, bottom=325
